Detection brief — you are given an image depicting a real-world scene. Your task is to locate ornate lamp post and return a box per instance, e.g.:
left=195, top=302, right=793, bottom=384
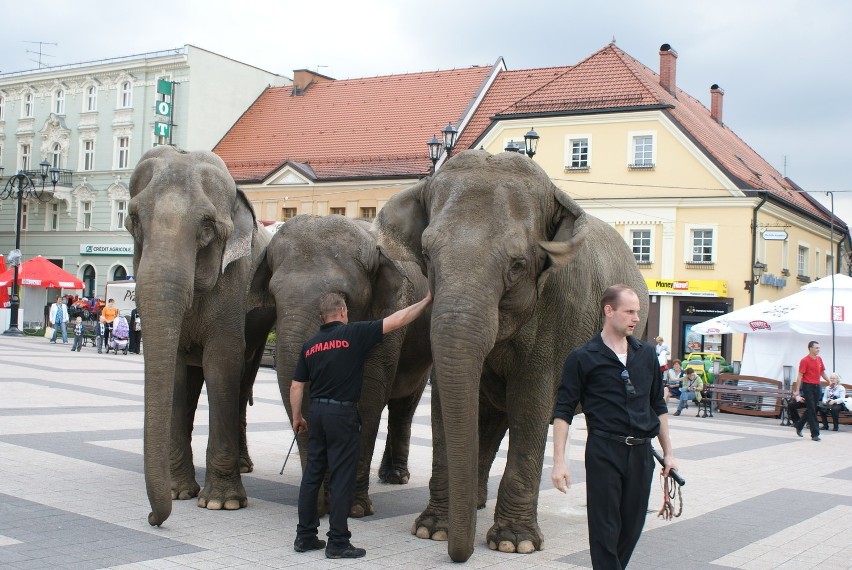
left=1, top=160, right=59, bottom=335
left=524, top=127, right=540, bottom=159
left=504, top=140, right=521, bottom=153
left=426, top=122, right=458, bottom=172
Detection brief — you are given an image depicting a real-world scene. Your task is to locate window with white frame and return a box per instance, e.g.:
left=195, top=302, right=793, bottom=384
left=49, top=202, right=59, bottom=231
left=0, top=94, right=5, bottom=120
left=330, top=207, right=346, bottom=216
left=826, top=254, right=834, bottom=276
left=54, top=89, right=65, bottom=115
left=282, top=207, right=297, bottom=220
left=686, top=226, right=715, bottom=264
left=21, top=201, right=28, bottom=231
left=82, top=140, right=95, bottom=171
left=22, top=91, right=34, bottom=118
left=115, top=199, right=127, bottom=229
left=119, top=81, right=133, bottom=108
left=85, top=85, right=97, bottom=112
left=360, top=207, right=377, bottom=219
left=797, top=245, right=809, bottom=277
left=20, top=143, right=31, bottom=171
left=631, top=229, right=652, bottom=264
left=116, top=137, right=130, bottom=169
left=51, top=143, right=62, bottom=169
left=628, top=131, right=656, bottom=168
left=82, top=201, right=92, bottom=230
left=781, top=240, right=790, bottom=273
left=564, top=134, right=591, bottom=169
left=815, top=251, right=821, bottom=279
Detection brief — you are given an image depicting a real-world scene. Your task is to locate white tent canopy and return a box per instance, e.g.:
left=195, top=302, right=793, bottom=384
left=692, top=274, right=852, bottom=384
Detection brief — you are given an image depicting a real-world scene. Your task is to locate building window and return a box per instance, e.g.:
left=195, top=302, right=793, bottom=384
left=115, top=200, right=127, bottom=229
left=22, top=92, right=34, bottom=118
left=52, top=143, right=62, bottom=169
left=50, top=202, right=59, bottom=231
left=564, top=135, right=591, bottom=169
left=330, top=207, right=346, bottom=216
left=82, top=265, right=96, bottom=297
left=85, top=86, right=98, bottom=112
left=82, top=140, right=95, bottom=171
left=797, top=246, right=809, bottom=278
left=282, top=207, right=297, bottom=220
left=54, top=89, right=65, bottom=115
left=117, top=137, right=130, bottom=169
left=0, top=94, right=5, bottom=120
left=815, top=251, right=821, bottom=279
left=628, top=131, right=656, bottom=168
left=826, top=254, right=834, bottom=276
left=113, top=266, right=127, bottom=281
left=21, top=201, right=28, bottom=231
left=631, top=229, right=652, bottom=264
left=20, top=143, right=31, bottom=171
left=82, top=201, right=92, bottom=230
left=360, top=207, right=376, bottom=220
left=119, top=81, right=133, bottom=108
left=690, top=229, right=714, bottom=263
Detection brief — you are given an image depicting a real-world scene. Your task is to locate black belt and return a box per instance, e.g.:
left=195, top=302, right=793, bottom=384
left=589, top=429, right=651, bottom=446
left=312, top=398, right=356, bottom=407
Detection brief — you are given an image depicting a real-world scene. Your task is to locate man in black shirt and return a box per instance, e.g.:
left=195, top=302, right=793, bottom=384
left=291, top=290, right=432, bottom=559
left=551, top=284, right=677, bottom=569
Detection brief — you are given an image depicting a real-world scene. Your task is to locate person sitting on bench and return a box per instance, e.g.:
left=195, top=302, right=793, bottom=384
left=664, top=359, right=684, bottom=402
left=819, top=373, right=846, bottom=431
left=674, top=368, right=703, bottom=417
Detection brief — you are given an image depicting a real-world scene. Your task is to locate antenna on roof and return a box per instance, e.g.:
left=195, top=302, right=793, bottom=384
left=610, top=36, right=616, bottom=46
left=24, top=41, right=58, bottom=68
left=315, top=64, right=328, bottom=73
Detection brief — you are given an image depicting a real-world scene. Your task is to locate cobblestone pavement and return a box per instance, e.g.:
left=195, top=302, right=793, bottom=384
left=2, top=334, right=851, bottom=569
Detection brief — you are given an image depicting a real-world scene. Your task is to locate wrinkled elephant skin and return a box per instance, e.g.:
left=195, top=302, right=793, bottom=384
left=376, top=150, right=648, bottom=562
left=127, top=146, right=275, bottom=526
left=266, top=215, right=431, bottom=518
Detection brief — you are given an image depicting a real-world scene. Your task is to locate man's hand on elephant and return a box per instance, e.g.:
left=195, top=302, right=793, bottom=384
left=551, top=463, right=571, bottom=493
left=292, top=417, right=308, bottom=434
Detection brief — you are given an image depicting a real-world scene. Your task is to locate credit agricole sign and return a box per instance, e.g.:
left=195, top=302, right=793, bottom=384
left=80, top=244, right=134, bottom=256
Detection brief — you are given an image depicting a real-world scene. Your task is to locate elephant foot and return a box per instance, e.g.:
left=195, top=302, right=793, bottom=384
left=196, top=476, right=248, bottom=511
left=170, top=476, right=200, bottom=501
left=349, top=495, right=374, bottom=518
left=378, top=465, right=410, bottom=485
left=239, top=454, right=254, bottom=474
left=411, top=508, right=449, bottom=541
left=485, top=520, right=543, bottom=554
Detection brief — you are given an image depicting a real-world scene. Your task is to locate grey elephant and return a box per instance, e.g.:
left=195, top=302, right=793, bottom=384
left=127, top=146, right=275, bottom=526
left=267, top=214, right=431, bottom=517
left=376, top=150, right=649, bottom=562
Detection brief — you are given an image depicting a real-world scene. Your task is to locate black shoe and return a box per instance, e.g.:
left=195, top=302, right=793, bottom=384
left=812, top=435, right=821, bottom=442
left=673, top=411, right=681, bottom=416
left=294, top=537, right=326, bottom=553
left=325, top=543, right=366, bottom=559
left=833, top=426, right=839, bottom=431
left=823, top=425, right=830, bottom=430
left=796, top=428, right=803, bottom=437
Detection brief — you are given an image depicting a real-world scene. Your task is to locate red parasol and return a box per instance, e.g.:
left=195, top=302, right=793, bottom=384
left=0, top=255, right=9, bottom=308
left=0, top=255, right=84, bottom=290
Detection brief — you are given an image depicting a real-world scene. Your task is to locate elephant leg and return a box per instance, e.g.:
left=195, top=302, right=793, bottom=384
left=379, top=386, right=424, bottom=485
left=477, top=387, right=508, bottom=509
left=238, top=347, right=263, bottom=474
left=197, top=339, right=247, bottom=511
left=485, top=377, right=548, bottom=554
left=170, top=361, right=200, bottom=500
left=412, top=380, right=450, bottom=541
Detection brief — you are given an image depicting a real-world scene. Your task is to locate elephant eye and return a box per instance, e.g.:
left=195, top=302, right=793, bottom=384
left=199, top=218, right=217, bottom=245
left=508, top=258, right=527, bottom=281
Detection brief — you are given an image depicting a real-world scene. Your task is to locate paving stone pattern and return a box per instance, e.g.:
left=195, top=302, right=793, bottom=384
left=1, top=335, right=851, bottom=569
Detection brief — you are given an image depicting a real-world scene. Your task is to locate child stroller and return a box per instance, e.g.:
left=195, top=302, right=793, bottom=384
left=108, top=316, right=130, bottom=355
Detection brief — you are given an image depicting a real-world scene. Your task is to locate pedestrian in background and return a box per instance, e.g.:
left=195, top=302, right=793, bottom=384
left=793, top=340, right=830, bottom=441
left=49, top=296, right=69, bottom=344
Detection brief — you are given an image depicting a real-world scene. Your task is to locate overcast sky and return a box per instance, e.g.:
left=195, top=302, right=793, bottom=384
left=2, top=0, right=851, bottom=223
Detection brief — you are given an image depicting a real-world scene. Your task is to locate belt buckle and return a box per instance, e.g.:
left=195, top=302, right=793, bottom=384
left=624, top=436, right=639, bottom=446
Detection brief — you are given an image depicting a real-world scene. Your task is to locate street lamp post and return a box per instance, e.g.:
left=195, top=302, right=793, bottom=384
left=523, top=127, right=540, bottom=159
left=426, top=122, right=458, bottom=173
left=1, top=161, right=59, bottom=335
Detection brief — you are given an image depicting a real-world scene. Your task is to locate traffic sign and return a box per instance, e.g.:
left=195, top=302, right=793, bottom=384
left=155, top=122, right=171, bottom=138
left=156, top=100, right=171, bottom=117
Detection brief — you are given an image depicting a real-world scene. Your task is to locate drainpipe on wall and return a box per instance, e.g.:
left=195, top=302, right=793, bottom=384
left=750, top=191, right=768, bottom=306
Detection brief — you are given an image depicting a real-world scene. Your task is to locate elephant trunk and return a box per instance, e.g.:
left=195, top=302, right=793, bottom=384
left=137, top=243, right=194, bottom=526
left=430, top=302, right=498, bottom=563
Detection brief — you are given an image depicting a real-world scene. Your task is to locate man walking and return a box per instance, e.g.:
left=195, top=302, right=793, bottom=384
left=291, top=290, right=432, bottom=559
left=551, top=284, right=677, bottom=569
left=793, top=340, right=830, bottom=441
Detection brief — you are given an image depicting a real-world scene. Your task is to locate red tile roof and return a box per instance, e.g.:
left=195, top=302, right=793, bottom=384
left=214, top=66, right=495, bottom=182
left=461, top=44, right=841, bottom=227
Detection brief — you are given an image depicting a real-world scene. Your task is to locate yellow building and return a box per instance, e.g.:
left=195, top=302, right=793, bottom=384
left=215, top=44, right=849, bottom=363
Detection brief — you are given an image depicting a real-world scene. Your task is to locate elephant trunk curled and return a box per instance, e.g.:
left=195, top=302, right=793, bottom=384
left=138, top=245, right=194, bottom=526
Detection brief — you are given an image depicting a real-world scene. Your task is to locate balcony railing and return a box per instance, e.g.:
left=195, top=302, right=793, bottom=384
left=24, top=168, right=74, bottom=187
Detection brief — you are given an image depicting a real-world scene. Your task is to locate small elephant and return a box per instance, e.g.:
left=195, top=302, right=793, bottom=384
left=376, top=150, right=649, bottom=562
left=127, top=146, right=275, bottom=527
left=267, top=215, right=431, bottom=517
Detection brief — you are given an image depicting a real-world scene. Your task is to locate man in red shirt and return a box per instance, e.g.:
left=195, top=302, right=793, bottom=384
left=792, top=340, right=830, bottom=441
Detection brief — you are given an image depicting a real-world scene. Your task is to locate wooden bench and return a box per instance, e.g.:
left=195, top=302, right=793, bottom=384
left=706, top=374, right=792, bottom=425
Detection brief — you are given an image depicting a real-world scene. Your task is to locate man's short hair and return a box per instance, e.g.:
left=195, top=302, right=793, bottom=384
left=319, top=292, right=347, bottom=320
left=808, top=340, right=819, bottom=349
left=655, top=336, right=664, bottom=343
left=108, top=298, right=115, bottom=303
left=600, top=284, right=637, bottom=313
left=685, top=367, right=695, bottom=375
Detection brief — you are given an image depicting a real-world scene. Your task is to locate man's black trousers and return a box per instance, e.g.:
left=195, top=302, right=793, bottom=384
left=296, top=401, right=360, bottom=546
left=795, top=382, right=821, bottom=437
left=585, top=435, right=654, bottom=569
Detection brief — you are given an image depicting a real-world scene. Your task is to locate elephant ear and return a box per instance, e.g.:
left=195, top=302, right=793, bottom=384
left=537, top=188, right=588, bottom=286
left=375, top=178, right=429, bottom=274
left=370, top=246, right=413, bottom=318
left=222, top=188, right=256, bottom=273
